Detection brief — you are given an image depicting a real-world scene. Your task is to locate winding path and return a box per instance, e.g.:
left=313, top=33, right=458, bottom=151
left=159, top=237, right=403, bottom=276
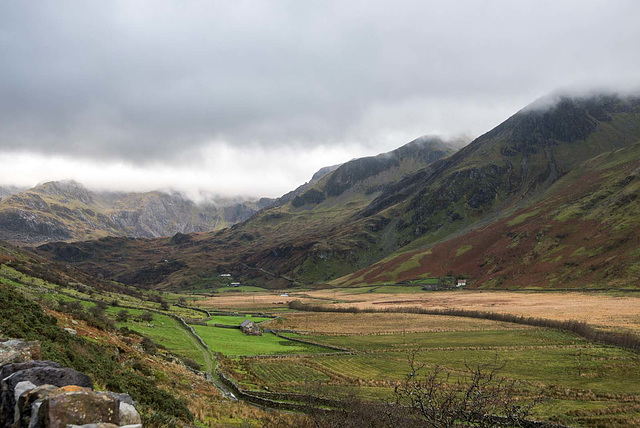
left=172, top=317, right=213, bottom=374
left=171, top=317, right=237, bottom=400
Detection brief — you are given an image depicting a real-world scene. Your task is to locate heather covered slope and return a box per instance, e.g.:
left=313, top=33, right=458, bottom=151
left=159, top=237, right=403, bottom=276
left=34, top=93, right=640, bottom=290
left=336, top=140, right=640, bottom=288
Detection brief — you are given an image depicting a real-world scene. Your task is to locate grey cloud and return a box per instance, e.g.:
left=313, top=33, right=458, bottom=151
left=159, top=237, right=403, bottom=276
left=1, top=0, right=640, bottom=164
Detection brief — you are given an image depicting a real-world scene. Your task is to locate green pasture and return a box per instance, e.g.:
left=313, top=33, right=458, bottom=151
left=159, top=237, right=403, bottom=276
left=117, top=311, right=205, bottom=367
left=235, top=325, right=640, bottom=425
left=207, top=314, right=272, bottom=325
left=215, top=286, right=268, bottom=293
left=191, top=325, right=325, bottom=356
left=248, top=360, right=330, bottom=384
left=302, top=328, right=585, bottom=352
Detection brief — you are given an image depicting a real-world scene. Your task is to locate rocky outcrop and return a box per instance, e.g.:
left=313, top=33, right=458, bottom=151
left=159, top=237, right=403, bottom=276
left=291, top=188, right=326, bottom=207
left=0, top=339, right=141, bottom=428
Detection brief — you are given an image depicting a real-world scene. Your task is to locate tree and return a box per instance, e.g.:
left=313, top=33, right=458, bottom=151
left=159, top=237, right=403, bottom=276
left=139, top=312, right=154, bottom=322
left=393, top=352, right=541, bottom=427
left=159, top=300, right=170, bottom=311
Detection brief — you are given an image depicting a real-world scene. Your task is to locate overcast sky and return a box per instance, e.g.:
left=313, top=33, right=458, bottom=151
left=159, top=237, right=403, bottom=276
left=1, top=0, right=639, bottom=198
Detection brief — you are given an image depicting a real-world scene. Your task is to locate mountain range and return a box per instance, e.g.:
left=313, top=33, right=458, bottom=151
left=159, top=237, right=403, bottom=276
left=0, top=180, right=273, bottom=244
left=22, top=92, right=640, bottom=290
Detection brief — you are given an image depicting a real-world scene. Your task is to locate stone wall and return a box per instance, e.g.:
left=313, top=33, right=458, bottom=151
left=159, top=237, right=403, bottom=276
left=0, top=339, right=141, bottom=428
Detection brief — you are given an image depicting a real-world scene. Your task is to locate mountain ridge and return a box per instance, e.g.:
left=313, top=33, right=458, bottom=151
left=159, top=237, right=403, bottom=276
left=32, top=92, right=640, bottom=290
left=0, top=180, right=274, bottom=244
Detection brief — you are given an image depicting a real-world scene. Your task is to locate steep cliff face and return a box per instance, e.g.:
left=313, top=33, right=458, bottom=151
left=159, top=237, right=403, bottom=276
left=0, top=181, right=270, bottom=244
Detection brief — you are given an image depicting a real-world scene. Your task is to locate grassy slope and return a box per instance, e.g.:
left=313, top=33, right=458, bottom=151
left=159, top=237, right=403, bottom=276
left=0, top=243, right=292, bottom=427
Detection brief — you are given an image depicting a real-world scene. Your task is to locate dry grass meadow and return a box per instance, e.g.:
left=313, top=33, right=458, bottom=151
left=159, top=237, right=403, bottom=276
left=199, top=289, right=640, bottom=333
left=262, top=311, right=532, bottom=335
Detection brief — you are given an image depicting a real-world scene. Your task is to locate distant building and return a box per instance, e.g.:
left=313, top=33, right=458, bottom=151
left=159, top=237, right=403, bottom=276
left=230, top=282, right=241, bottom=287
left=240, top=320, right=262, bottom=336
left=457, top=279, right=467, bottom=287
left=280, top=293, right=289, bottom=297
left=219, top=274, right=231, bottom=277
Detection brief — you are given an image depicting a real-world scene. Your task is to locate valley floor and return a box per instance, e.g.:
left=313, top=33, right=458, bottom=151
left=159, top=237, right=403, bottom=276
left=198, top=288, right=640, bottom=334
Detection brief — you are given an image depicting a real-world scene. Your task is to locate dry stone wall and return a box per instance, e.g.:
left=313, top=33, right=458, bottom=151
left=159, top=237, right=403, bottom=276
left=0, top=339, right=141, bottom=428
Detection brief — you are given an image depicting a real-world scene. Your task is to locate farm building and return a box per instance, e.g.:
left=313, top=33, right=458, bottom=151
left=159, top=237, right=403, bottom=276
left=457, top=279, right=467, bottom=287
left=240, top=320, right=262, bottom=336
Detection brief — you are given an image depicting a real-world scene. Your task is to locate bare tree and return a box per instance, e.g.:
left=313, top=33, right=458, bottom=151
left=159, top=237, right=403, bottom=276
left=393, top=351, right=542, bottom=427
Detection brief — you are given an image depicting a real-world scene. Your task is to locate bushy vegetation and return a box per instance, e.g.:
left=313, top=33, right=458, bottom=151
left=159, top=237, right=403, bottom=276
left=0, top=284, right=193, bottom=426
left=57, top=299, right=116, bottom=331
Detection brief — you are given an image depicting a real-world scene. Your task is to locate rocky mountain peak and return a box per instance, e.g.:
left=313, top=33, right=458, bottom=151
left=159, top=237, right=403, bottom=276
left=30, top=180, right=95, bottom=205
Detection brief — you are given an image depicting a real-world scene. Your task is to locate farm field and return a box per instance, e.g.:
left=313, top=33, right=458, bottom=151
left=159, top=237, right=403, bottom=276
left=224, top=307, right=640, bottom=426
left=295, top=289, right=640, bottom=334
left=191, top=324, right=327, bottom=356
left=262, top=311, right=532, bottom=334
left=206, top=314, right=272, bottom=325
left=112, top=310, right=207, bottom=367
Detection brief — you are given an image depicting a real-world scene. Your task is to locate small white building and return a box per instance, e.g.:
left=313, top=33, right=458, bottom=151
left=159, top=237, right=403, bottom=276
left=457, top=279, right=467, bottom=287
left=230, top=282, right=241, bottom=287
left=219, top=274, right=231, bottom=277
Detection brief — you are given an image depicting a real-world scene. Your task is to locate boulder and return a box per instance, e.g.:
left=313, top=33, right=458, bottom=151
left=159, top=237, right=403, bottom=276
left=0, top=340, right=41, bottom=366
left=118, top=402, right=141, bottom=425
left=1, top=367, right=92, bottom=427
left=101, top=392, right=140, bottom=425
left=15, top=384, right=58, bottom=428
left=0, top=361, right=62, bottom=383
left=103, top=392, right=134, bottom=407
left=37, top=391, right=119, bottom=427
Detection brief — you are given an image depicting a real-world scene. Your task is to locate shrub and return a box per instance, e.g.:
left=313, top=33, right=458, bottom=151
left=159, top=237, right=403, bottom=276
left=116, top=309, right=130, bottom=322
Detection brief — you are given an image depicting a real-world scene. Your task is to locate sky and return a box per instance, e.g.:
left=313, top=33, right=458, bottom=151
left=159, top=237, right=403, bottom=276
left=1, top=1, right=639, bottom=199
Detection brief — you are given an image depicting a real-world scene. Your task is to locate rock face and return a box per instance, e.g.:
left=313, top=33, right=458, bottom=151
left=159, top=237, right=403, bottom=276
left=0, top=180, right=272, bottom=244
left=0, top=339, right=141, bottom=428
left=38, top=388, right=119, bottom=427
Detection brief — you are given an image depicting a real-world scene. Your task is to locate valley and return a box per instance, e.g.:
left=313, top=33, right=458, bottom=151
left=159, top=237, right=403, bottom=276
left=4, top=93, right=640, bottom=427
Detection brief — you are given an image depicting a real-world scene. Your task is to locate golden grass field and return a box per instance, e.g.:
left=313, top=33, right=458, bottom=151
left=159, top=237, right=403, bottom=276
left=262, top=311, right=531, bottom=335
left=199, top=289, right=640, bottom=333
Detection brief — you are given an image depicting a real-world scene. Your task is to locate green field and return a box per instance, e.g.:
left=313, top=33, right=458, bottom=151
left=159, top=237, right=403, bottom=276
left=207, top=314, right=272, bottom=325
left=301, top=329, right=584, bottom=351
left=215, top=286, right=268, bottom=293
left=192, top=325, right=325, bottom=356
left=249, top=360, right=330, bottom=384
left=114, top=310, right=206, bottom=367
left=231, top=320, right=640, bottom=426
